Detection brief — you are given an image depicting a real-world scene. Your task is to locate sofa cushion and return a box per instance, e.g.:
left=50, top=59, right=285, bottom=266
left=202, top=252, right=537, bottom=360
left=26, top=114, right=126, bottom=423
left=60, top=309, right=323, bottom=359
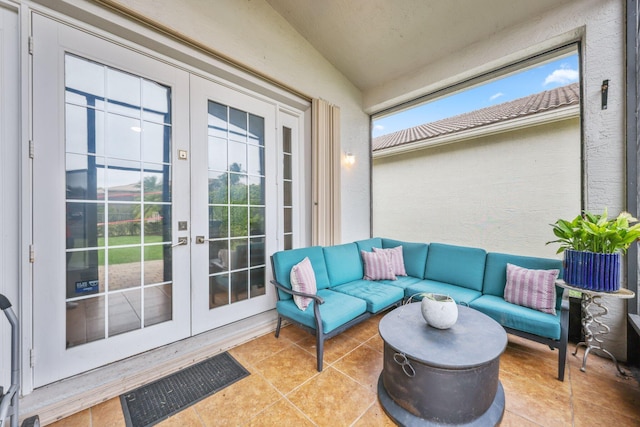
left=374, top=246, right=407, bottom=276
left=424, top=243, right=486, bottom=291
left=332, top=280, right=404, bottom=313
left=378, top=275, right=422, bottom=290
left=405, top=280, right=482, bottom=306
left=361, top=250, right=396, bottom=280
left=290, top=257, right=317, bottom=310
left=272, top=246, right=330, bottom=301
left=275, top=289, right=367, bottom=334
left=323, top=243, right=363, bottom=286
left=469, top=295, right=561, bottom=340
left=355, top=237, right=383, bottom=253
left=504, top=263, right=559, bottom=315
left=382, top=238, right=429, bottom=279
left=483, top=252, right=563, bottom=308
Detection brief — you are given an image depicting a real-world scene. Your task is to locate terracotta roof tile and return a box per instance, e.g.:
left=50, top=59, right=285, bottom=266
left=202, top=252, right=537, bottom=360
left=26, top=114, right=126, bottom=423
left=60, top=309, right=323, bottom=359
left=373, top=82, right=579, bottom=152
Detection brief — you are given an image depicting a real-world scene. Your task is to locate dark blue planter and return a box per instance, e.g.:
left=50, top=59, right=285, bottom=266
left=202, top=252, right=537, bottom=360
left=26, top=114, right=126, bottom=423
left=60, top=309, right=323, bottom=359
left=563, top=249, right=621, bottom=292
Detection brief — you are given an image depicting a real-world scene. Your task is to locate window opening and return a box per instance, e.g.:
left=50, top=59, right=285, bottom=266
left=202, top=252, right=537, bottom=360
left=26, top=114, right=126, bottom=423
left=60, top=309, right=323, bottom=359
left=372, top=48, right=580, bottom=143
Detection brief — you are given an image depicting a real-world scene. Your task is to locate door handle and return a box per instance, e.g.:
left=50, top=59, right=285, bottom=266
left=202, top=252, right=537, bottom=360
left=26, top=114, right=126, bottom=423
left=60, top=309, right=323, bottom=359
left=172, top=237, right=188, bottom=247
left=195, top=236, right=213, bottom=244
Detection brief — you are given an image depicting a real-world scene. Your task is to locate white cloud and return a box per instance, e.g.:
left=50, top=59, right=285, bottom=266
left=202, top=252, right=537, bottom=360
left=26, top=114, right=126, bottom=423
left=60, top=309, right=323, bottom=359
left=373, top=124, right=384, bottom=132
left=489, top=92, right=504, bottom=101
left=544, top=65, right=579, bottom=86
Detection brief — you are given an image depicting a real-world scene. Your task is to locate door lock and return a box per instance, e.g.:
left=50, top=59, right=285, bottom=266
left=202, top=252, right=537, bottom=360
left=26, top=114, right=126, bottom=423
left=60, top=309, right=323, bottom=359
left=171, top=237, right=188, bottom=247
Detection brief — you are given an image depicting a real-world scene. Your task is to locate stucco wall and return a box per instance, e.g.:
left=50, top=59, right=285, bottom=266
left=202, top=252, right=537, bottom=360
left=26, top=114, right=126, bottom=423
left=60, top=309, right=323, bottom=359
left=366, top=0, right=628, bottom=359
left=373, top=117, right=581, bottom=258
left=107, top=0, right=371, bottom=244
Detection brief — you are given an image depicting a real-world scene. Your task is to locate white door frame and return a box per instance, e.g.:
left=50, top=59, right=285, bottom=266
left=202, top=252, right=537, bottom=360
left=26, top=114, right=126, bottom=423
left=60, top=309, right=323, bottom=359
left=31, top=13, right=191, bottom=387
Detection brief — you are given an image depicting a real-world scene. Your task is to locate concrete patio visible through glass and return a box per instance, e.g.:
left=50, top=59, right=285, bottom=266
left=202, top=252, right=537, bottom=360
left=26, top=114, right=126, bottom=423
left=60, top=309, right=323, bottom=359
left=49, top=313, right=640, bottom=426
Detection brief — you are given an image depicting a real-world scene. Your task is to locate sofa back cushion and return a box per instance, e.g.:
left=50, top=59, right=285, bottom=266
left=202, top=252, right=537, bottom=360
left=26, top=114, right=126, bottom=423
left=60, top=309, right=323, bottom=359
left=272, top=246, right=330, bottom=300
left=355, top=237, right=383, bottom=253
left=425, top=243, right=486, bottom=291
left=323, top=243, right=364, bottom=286
left=484, top=252, right=563, bottom=302
left=382, top=238, right=429, bottom=279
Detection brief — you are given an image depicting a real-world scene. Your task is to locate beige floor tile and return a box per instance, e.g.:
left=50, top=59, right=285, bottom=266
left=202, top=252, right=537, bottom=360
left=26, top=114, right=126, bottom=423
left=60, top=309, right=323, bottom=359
left=90, top=397, right=126, bottom=427
left=295, top=332, right=362, bottom=366
left=228, top=332, right=294, bottom=367
left=342, top=315, right=382, bottom=342
left=47, top=409, right=91, bottom=427
left=500, top=369, right=572, bottom=427
left=352, top=400, right=396, bottom=427
left=192, top=374, right=281, bottom=427
left=569, top=358, right=640, bottom=422
left=573, top=393, right=640, bottom=427
left=254, top=344, right=320, bottom=394
left=500, top=343, right=570, bottom=389
left=277, top=323, right=312, bottom=343
left=155, top=407, right=204, bottom=427
left=287, top=367, right=376, bottom=427
left=567, top=345, right=636, bottom=384
left=60, top=330, right=640, bottom=427
left=246, top=398, right=315, bottom=426
left=333, top=343, right=384, bottom=392
left=364, top=333, right=385, bottom=353
left=499, top=409, right=541, bottom=426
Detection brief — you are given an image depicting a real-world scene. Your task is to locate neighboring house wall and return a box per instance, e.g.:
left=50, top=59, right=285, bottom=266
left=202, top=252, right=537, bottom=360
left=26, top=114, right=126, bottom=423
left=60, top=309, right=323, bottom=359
left=372, top=117, right=581, bottom=257
left=366, top=0, right=628, bottom=359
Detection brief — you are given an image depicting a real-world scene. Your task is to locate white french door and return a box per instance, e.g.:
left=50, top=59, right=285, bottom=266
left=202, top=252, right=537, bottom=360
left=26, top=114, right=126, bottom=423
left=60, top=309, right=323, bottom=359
left=32, top=14, right=278, bottom=387
left=190, top=75, right=276, bottom=333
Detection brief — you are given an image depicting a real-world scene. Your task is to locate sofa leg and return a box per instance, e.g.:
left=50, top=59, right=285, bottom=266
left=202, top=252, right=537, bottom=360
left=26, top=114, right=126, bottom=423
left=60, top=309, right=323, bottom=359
left=275, top=316, right=282, bottom=338
left=557, top=344, right=567, bottom=381
left=316, top=334, right=324, bottom=372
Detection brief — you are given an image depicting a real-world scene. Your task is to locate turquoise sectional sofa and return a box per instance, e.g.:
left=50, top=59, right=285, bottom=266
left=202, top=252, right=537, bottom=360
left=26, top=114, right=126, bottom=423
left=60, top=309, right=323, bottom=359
left=270, top=237, right=569, bottom=380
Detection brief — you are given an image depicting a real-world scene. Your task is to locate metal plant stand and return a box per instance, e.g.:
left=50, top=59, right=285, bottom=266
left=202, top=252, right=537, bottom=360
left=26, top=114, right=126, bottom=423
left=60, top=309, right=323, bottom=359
left=556, top=280, right=635, bottom=376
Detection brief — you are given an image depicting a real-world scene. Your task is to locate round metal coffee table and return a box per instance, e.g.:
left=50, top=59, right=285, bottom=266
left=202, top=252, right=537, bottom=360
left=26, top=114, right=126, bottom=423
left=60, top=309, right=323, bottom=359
left=378, top=303, right=507, bottom=426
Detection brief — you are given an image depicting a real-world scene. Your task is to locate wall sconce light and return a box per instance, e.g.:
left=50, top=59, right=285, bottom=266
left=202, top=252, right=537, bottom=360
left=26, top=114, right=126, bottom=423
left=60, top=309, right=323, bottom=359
left=345, top=152, right=355, bottom=165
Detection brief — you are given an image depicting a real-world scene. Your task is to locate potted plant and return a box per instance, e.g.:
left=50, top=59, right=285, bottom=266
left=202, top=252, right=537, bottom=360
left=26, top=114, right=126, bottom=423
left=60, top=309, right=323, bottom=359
left=547, top=209, right=640, bottom=291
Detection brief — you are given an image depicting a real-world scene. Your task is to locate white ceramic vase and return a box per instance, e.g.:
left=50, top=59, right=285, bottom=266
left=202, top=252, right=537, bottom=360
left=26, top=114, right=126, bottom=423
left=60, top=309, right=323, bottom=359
left=420, top=293, right=458, bottom=329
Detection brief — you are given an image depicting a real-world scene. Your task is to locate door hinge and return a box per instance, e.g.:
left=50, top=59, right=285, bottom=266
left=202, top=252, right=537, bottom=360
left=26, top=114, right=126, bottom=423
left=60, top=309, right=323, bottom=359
left=29, top=245, right=35, bottom=263
left=28, top=36, right=33, bottom=55
left=29, top=140, right=34, bottom=159
left=29, top=348, right=35, bottom=368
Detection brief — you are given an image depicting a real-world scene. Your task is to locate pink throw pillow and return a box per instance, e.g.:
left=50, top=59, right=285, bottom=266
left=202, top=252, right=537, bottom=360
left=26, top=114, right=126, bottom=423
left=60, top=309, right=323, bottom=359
left=361, top=250, right=396, bottom=281
left=373, top=246, right=407, bottom=276
left=290, top=257, right=317, bottom=310
left=504, top=263, right=559, bottom=315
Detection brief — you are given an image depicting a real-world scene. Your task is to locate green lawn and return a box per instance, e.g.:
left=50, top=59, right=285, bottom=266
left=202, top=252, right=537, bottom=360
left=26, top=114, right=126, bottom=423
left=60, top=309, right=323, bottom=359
left=98, top=235, right=165, bottom=265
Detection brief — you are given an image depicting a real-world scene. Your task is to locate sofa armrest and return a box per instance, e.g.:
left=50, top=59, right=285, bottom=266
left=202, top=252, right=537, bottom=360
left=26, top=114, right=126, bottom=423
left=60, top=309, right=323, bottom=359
left=560, top=287, right=570, bottom=312
left=270, top=280, right=325, bottom=304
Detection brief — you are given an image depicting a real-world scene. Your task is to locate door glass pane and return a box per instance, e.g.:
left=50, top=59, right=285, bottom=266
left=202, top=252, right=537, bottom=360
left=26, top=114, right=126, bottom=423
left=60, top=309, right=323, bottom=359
left=108, top=289, right=141, bottom=337
left=206, top=100, right=266, bottom=309
left=65, top=54, right=173, bottom=348
left=282, top=127, right=294, bottom=249
left=144, top=284, right=173, bottom=327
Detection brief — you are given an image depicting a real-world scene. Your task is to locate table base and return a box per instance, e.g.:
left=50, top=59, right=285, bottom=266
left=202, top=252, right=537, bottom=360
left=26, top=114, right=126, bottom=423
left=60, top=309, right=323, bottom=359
left=572, top=293, right=629, bottom=376
left=377, top=376, right=505, bottom=427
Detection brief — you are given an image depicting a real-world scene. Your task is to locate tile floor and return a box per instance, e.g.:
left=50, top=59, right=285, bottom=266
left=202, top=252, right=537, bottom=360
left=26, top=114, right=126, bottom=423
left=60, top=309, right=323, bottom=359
left=48, top=312, right=640, bottom=426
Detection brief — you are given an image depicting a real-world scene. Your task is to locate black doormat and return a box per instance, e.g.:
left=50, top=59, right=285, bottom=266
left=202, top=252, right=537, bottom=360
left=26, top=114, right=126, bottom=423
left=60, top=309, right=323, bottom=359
left=120, top=352, right=249, bottom=427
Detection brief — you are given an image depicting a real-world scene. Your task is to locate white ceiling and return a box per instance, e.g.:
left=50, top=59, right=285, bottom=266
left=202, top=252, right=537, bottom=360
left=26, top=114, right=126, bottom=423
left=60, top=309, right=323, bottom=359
left=265, top=0, right=576, bottom=91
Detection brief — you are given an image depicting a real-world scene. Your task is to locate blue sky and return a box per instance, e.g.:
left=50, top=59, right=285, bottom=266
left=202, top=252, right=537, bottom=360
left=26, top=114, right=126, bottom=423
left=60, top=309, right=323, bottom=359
left=372, top=53, right=579, bottom=138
